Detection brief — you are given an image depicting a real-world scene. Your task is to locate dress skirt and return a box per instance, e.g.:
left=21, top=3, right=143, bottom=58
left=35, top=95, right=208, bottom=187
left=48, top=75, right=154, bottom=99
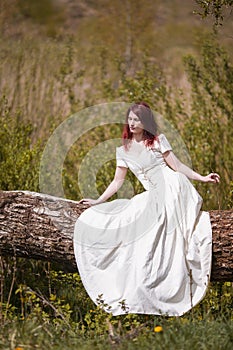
left=73, top=165, right=212, bottom=316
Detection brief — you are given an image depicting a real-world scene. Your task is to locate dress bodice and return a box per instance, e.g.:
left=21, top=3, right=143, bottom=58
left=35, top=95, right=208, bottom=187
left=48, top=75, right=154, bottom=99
left=116, top=134, right=172, bottom=190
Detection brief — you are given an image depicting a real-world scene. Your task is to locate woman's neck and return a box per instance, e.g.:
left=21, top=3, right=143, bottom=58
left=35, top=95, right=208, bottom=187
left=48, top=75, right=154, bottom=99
left=132, top=133, right=144, bottom=143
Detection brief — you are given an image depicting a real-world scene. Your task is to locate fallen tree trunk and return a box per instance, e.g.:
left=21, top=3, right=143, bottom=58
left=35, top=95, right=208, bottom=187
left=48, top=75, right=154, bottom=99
left=0, top=191, right=232, bottom=281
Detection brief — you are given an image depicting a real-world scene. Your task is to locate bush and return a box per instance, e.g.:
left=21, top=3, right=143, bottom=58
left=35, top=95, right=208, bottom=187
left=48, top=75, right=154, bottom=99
left=0, top=95, right=42, bottom=191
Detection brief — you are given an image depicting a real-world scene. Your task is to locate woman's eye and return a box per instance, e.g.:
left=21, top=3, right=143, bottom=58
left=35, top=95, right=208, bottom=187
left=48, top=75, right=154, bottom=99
left=128, top=117, right=139, bottom=122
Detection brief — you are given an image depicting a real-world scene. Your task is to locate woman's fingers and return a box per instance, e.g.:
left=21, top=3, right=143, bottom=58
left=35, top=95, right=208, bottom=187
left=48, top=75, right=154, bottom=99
left=203, top=173, right=220, bottom=183
left=78, top=198, right=90, bottom=204
left=78, top=198, right=98, bottom=205
left=209, top=173, right=220, bottom=183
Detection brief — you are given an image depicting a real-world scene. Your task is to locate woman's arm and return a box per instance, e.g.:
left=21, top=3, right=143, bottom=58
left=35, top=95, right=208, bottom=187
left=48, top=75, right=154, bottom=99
left=78, top=166, right=128, bottom=205
left=163, top=150, right=220, bottom=183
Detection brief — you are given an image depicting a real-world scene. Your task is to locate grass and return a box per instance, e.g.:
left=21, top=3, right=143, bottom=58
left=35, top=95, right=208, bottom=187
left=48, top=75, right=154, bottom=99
left=0, top=314, right=232, bottom=349
left=0, top=271, right=232, bottom=350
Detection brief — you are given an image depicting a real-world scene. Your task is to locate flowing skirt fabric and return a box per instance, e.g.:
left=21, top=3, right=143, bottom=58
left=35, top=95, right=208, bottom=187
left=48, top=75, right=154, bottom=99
left=73, top=166, right=212, bottom=316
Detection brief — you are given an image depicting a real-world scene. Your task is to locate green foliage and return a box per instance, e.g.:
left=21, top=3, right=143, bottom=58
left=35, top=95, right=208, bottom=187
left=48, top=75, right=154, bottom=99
left=229, top=181, right=233, bottom=207
left=0, top=256, right=232, bottom=348
left=58, top=35, right=85, bottom=112
left=182, top=36, right=233, bottom=209
left=102, top=55, right=163, bottom=104
left=0, top=315, right=233, bottom=349
left=0, top=96, right=42, bottom=191
left=195, top=0, right=233, bottom=25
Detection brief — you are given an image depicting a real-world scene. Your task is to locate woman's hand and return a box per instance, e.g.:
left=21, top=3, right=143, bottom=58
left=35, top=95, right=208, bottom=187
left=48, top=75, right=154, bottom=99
left=78, top=198, right=102, bottom=206
left=201, top=173, right=220, bottom=183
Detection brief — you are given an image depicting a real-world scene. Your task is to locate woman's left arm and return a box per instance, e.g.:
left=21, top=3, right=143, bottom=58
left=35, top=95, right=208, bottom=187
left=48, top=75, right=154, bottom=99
left=163, top=150, right=220, bottom=183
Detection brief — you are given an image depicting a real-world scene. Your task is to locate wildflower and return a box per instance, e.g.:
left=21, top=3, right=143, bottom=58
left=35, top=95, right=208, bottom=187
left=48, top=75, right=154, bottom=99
left=15, top=347, right=23, bottom=350
left=154, top=325, right=163, bottom=333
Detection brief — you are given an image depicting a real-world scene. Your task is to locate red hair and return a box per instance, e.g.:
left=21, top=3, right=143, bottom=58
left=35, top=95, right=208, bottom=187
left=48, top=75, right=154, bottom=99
left=122, top=102, right=158, bottom=149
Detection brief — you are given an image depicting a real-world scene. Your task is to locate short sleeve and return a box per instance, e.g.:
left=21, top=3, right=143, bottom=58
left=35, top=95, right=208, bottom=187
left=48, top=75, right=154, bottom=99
left=116, top=147, right=129, bottom=168
left=158, top=134, right=172, bottom=154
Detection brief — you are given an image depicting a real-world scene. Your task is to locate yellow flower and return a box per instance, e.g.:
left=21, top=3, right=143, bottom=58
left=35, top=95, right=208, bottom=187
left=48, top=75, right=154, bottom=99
left=154, top=325, right=163, bottom=333
left=15, top=347, right=23, bottom=350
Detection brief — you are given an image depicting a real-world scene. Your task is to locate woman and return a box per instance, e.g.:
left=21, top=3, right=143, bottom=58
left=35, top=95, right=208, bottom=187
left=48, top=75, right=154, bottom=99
left=74, top=102, right=220, bottom=316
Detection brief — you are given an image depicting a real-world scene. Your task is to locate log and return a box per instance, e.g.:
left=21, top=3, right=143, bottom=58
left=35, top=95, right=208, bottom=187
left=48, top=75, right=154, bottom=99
left=0, top=191, right=232, bottom=281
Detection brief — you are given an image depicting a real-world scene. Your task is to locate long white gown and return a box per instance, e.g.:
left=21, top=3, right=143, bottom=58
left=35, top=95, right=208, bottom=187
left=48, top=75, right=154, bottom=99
left=73, top=134, right=212, bottom=316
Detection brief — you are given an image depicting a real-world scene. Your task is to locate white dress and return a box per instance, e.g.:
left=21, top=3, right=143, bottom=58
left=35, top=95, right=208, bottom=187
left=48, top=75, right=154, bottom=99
left=73, top=134, right=212, bottom=316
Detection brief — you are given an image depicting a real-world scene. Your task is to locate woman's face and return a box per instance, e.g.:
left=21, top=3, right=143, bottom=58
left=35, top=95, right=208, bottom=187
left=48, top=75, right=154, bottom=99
left=128, top=111, right=144, bottom=134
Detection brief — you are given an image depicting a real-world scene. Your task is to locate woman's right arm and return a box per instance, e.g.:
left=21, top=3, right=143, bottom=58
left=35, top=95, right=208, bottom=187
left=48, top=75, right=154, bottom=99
left=163, top=150, right=220, bottom=183
left=78, top=166, right=128, bottom=206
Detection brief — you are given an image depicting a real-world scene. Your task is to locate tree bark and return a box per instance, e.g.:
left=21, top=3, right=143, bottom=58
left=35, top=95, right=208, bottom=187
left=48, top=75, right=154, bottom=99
left=0, top=191, right=232, bottom=281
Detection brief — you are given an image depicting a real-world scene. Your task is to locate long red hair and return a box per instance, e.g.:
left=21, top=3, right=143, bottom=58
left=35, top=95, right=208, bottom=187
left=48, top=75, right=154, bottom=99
left=122, top=102, right=158, bottom=149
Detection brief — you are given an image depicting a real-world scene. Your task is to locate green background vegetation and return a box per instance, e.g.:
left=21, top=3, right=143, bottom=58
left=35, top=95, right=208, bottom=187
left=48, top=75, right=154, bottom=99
left=0, top=0, right=233, bottom=348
